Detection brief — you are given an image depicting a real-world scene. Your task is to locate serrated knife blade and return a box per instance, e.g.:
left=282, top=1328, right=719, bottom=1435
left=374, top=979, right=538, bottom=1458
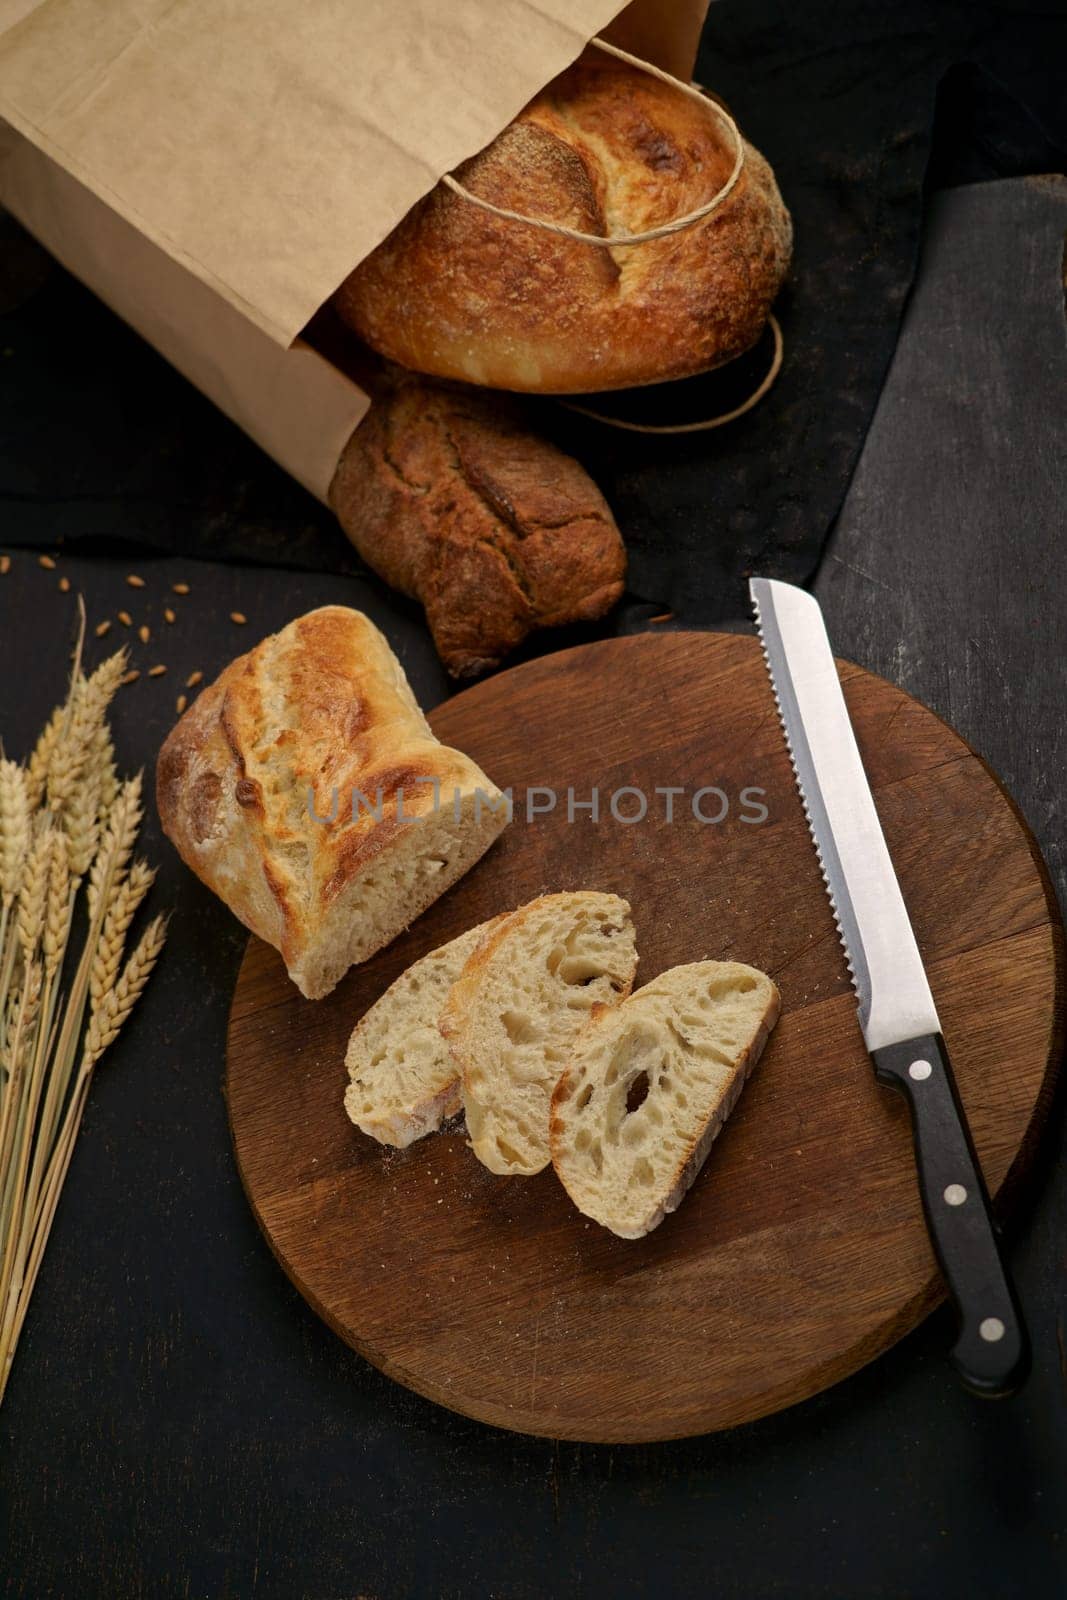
left=750, top=575, right=1028, bottom=1398
left=750, top=576, right=938, bottom=1051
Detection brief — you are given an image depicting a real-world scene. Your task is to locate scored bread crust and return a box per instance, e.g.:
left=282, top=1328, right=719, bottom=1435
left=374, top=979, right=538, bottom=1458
left=344, top=916, right=504, bottom=1147
left=329, top=371, right=626, bottom=679
left=550, top=962, right=781, bottom=1238
left=441, top=891, right=638, bottom=1176
left=156, top=606, right=508, bottom=999
left=335, top=47, right=793, bottom=393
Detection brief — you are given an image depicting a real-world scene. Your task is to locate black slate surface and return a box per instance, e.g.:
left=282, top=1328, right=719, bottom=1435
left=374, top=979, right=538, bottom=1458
left=0, top=175, right=1066, bottom=1598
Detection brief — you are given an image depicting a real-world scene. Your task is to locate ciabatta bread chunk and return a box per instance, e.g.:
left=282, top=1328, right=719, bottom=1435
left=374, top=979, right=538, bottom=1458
left=344, top=918, right=500, bottom=1147
left=156, top=606, right=508, bottom=999
left=551, top=962, right=780, bottom=1238
left=442, top=892, right=637, bottom=1176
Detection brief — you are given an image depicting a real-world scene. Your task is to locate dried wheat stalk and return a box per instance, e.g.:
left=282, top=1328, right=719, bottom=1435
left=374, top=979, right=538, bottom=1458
left=0, top=610, right=167, bottom=1404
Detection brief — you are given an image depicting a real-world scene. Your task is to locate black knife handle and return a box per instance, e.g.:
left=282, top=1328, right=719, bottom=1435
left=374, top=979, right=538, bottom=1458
left=871, top=1033, right=1030, bottom=1397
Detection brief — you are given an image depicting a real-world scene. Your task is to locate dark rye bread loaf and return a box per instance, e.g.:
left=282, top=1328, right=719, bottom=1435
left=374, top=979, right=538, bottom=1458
left=334, top=47, right=792, bottom=394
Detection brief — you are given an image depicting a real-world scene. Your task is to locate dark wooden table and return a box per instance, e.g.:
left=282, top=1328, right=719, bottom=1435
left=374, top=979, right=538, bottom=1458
left=1, top=177, right=1065, bottom=1598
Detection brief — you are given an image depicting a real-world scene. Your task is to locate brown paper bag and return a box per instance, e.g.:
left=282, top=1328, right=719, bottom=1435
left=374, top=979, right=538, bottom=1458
left=0, top=0, right=709, bottom=501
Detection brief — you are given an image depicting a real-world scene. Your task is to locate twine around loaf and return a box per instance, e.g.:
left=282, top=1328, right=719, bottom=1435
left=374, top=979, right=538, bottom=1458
left=441, top=38, right=777, bottom=430
left=559, top=314, right=784, bottom=434
left=440, top=37, right=746, bottom=248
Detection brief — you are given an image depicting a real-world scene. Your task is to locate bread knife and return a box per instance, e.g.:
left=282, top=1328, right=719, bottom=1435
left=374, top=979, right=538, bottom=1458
left=750, top=576, right=1029, bottom=1396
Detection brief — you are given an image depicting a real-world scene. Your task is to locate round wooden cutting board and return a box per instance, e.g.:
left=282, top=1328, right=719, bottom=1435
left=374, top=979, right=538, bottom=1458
left=226, top=632, right=1063, bottom=1441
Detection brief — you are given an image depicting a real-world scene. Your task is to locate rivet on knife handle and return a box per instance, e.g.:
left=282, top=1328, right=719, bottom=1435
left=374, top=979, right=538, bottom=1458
left=872, top=1033, right=1029, bottom=1396
left=750, top=576, right=1030, bottom=1396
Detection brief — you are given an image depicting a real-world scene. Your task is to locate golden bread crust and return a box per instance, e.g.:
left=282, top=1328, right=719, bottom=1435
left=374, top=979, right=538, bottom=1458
left=335, top=49, right=792, bottom=393
left=329, top=373, right=626, bottom=677
left=156, top=606, right=505, bottom=993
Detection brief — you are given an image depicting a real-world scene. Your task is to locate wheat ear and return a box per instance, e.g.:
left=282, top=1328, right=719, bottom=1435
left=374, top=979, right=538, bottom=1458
left=87, top=776, right=144, bottom=921
left=47, top=652, right=127, bottom=820
left=25, top=707, right=62, bottom=812
left=0, top=761, right=29, bottom=911
left=89, top=860, right=155, bottom=1011
left=32, top=779, right=144, bottom=1178
left=0, top=761, right=30, bottom=1046
left=9, top=911, right=167, bottom=1391
left=0, top=630, right=165, bottom=1408
left=90, top=723, right=119, bottom=819
left=42, top=831, right=70, bottom=982
left=16, top=830, right=54, bottom=967
left=83, top=916, right=166, bottom=1068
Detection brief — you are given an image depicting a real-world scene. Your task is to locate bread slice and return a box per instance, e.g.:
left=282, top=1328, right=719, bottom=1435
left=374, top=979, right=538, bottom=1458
left=550, top=962, right=780, bottom=1238
left=441, top=892, right=637, bottom=1176
left=344, top=919, right=500, bottom=1147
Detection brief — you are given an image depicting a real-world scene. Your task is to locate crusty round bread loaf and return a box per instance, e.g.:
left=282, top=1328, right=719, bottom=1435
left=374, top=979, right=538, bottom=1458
left=334, top=47, right=792, bottom=394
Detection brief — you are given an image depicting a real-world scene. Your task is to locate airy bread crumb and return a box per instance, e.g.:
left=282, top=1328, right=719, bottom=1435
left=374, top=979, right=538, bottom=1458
left=551, top=961, right=780, bottom=1238
left=345, top=918, right=500, bottom=1147
left=442, top=891, right=637, bottom=1176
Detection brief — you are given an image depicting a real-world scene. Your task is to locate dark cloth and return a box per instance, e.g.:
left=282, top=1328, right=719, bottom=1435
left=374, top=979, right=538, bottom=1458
left=1, top=1, right=1065, bottom=630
